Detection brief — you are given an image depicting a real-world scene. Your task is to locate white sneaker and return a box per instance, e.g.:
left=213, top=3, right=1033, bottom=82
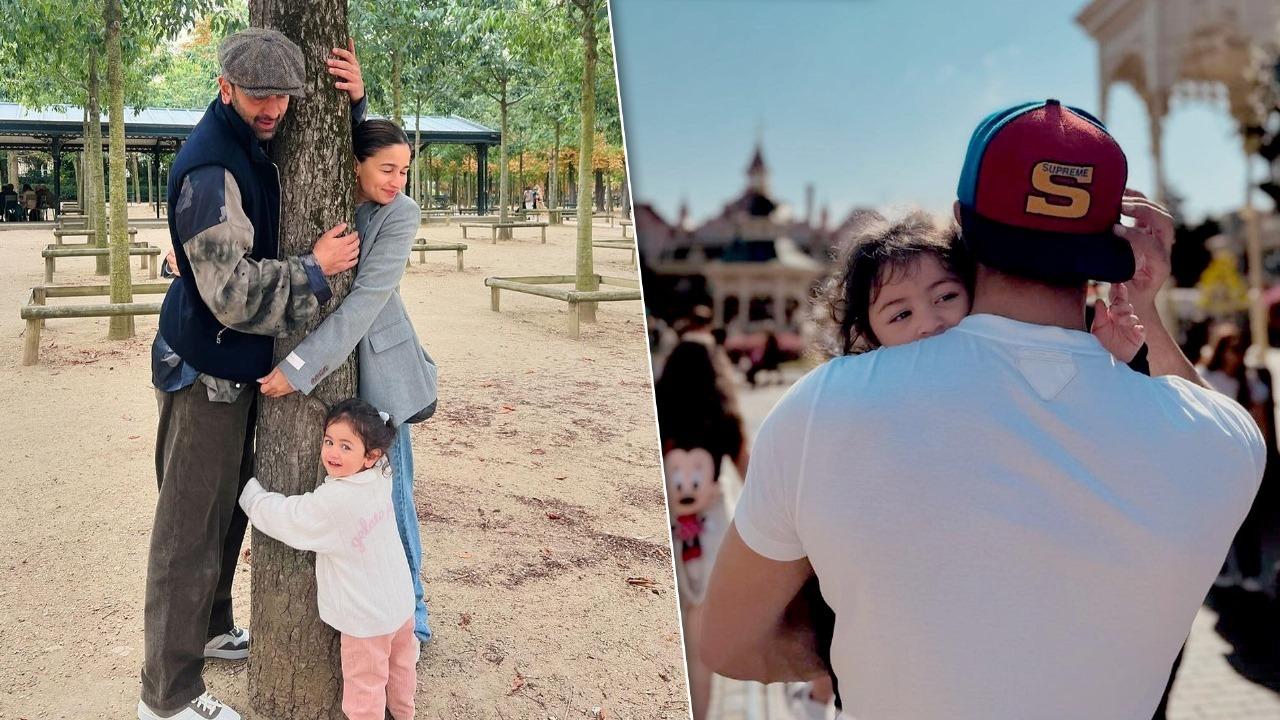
left=785, top=682, right=831, bottom=720
left=1241, top=575, right=1265, bottom=593
left=204, top=626, right=250, bottom=660
left=138, top=692, right=242, bottom=720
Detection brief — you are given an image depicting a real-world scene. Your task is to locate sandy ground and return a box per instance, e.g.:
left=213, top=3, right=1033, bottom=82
left=0, top=207, right=689, bottom=719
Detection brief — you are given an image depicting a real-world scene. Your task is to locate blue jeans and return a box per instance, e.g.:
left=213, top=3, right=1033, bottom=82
left=387, top=423, right=431, bottom=642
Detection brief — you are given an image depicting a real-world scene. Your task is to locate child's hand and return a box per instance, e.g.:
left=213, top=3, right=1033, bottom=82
left=1091, top=282, right=1145, bottom=363
left=258, top=367, right=297, bottom=397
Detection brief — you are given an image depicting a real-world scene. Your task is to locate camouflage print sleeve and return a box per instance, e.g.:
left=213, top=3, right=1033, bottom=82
left=175, top=167, right=321, bottom=337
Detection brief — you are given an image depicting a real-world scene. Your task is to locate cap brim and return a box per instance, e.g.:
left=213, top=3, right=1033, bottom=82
left=239, top=85, right=306, bottom=98
left=959, top=206, right=1135, bottom=284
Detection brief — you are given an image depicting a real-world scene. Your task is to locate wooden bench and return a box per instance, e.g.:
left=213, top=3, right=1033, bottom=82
left=461, top=221, right=548, bottom=244
left=592, top=241, right=636, bottom=267
left=420, top=209, right=454, bottom=225
left=43, top=245, right=161, bottom=283
left=20, top=281, right=170, bottom=365
left=483, top=274, right=642, bottom=339
left=407, top=241, right=467, bottom=271
left=52, top=227, right=138, bottom=245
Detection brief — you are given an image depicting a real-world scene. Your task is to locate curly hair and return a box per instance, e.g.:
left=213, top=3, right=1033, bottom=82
left=814, top=211, right=973, bottom=357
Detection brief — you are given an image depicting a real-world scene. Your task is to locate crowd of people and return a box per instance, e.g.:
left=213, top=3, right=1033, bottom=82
left=0, top=182, right=54, bottom=221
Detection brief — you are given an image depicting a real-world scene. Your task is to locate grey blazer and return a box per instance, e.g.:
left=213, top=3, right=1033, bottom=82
left=278, top=192, right=437, bottom=425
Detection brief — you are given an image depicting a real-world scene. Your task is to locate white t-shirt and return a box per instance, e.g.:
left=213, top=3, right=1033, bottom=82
left=240, top=463, right=415, bottom=638
left=1199, top=367, right=1269, bottom=408
left=737, top=314, right=1265, bottom=720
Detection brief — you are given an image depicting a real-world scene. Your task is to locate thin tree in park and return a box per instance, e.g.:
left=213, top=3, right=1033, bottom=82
left=104, top=0, right=134, bottom=338
left=245, top=0, right=357, bottom=715
left=570, top=0, right=602, bottom=321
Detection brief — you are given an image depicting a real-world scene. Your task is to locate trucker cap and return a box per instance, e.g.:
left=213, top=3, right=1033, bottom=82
left=956, top=99, right=1134, bottom=284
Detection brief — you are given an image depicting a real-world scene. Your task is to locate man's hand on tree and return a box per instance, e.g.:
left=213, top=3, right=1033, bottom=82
left=164, top=249, right=181, bottom=277
left=328, top=39, right=364, bottom=104
left=313, top=222, right=359, bottom=276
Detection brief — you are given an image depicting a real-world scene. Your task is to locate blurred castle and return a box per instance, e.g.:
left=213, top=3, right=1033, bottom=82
left=636, top=144, right=874, bottom=341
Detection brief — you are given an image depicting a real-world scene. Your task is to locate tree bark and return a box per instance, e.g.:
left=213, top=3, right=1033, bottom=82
left=86, top=52, right=109, bottom=274
left=498, top=82, right=510, bottom=237
left=413, top=93, right=422, bottom=205
left=71, top=156, right=80, bottom=206
left=574, top=0, right=600, bottom=322
left=246, top=2, right=356, bottom=716
left=105, top=0, right=134, bottom=339
left=391, top=51, right=403, bottom=126
left=130, top=152, right=140, bottom=204
left=549, top=120, right=560, bottom=224
left=620, top=156, right=631, bottom=219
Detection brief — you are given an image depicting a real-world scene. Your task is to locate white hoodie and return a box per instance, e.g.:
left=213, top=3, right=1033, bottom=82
left=239, top=463, right=414, bottom=638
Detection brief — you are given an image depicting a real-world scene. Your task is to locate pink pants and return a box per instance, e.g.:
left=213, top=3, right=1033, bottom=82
left=340, top=617, right=418, bottom=720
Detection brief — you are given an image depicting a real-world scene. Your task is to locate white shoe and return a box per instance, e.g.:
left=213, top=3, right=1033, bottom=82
left=204, top=626, right=249, bottom=660
left=1241, top=576, right=1265, bottom=593
left=785, top=682, right=831, bottom=720
left=138, top=692, right=242, bottom=720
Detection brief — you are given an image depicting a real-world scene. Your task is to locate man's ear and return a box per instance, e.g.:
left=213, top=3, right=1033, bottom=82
left=217, top=76, right=234, bottom=105
left=953, top=200, right=962, bottom=225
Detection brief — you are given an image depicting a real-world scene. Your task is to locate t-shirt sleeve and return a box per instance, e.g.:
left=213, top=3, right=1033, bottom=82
left=732, top=366, right=824, bottom=561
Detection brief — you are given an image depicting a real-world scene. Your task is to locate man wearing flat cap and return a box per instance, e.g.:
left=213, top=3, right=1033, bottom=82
left=140, top=27, right=368, bottom=720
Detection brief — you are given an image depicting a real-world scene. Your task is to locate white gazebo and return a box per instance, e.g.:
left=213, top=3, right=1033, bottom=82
left=1077, top=0, right=1280, bottom=346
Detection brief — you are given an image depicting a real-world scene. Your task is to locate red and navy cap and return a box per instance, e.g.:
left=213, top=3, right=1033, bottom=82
left=956, top=99, right=1133, bottom=284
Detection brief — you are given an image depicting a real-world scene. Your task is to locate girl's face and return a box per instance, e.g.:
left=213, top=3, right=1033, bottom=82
left=867, top=253, right=971, bottom=348
left=355, top=143, right=411, bottom=205
left=322, top=419, right=382, bottom=478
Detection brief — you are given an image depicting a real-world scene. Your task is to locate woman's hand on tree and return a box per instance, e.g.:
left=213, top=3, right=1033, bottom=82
left=258, top=367, right=297, bottom=397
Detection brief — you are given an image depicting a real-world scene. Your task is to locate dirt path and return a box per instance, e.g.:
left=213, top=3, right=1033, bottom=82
left=0, top=210, right=688, bottom=719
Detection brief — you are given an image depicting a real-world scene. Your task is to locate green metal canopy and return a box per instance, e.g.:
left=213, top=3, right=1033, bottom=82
left=0, top=102, right=501, bottom=216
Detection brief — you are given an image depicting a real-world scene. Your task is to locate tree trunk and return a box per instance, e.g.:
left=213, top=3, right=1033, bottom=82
left=6, top=152, right=17, bottom=189
left=391, top=51, right=403, bottom=126
left=105, top=0, right=134, bottom=339
left=86, top=53, right=109, bottom=274
left=130, top=152, right=140, bottom=204
left=246, top=2, right=356, bottom=716
left=498, top=83, right=510, bottom=237
left=413, top=93, right=422, bottom=206
left=594, top=169, right=604, bottom=212
left=575, top=0, right=600, bottom=322
left=550, top=120, right=560, bottom=224
left=145, top=157, right=152, bottom=204
left=71, top=156, right=80, bottom=206
left=620, top=156, right=631, bottom=219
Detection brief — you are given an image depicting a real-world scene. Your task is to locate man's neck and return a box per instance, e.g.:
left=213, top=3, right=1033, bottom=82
left=968, top=265, right=1087, bottom=331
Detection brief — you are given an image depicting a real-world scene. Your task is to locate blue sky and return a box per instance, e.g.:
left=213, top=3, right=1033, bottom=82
left=609, top=0, right=1261, bottom=226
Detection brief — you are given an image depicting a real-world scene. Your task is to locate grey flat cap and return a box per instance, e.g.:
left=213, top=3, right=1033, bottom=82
left=218, top=28, right=306, bottom=98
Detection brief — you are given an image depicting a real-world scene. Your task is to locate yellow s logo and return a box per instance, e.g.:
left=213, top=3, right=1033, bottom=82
left=1026, top=162, right=1093, bottom=219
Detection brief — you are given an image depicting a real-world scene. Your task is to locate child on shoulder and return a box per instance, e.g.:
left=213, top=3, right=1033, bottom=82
left=239, top=398, right=417, bottom=720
